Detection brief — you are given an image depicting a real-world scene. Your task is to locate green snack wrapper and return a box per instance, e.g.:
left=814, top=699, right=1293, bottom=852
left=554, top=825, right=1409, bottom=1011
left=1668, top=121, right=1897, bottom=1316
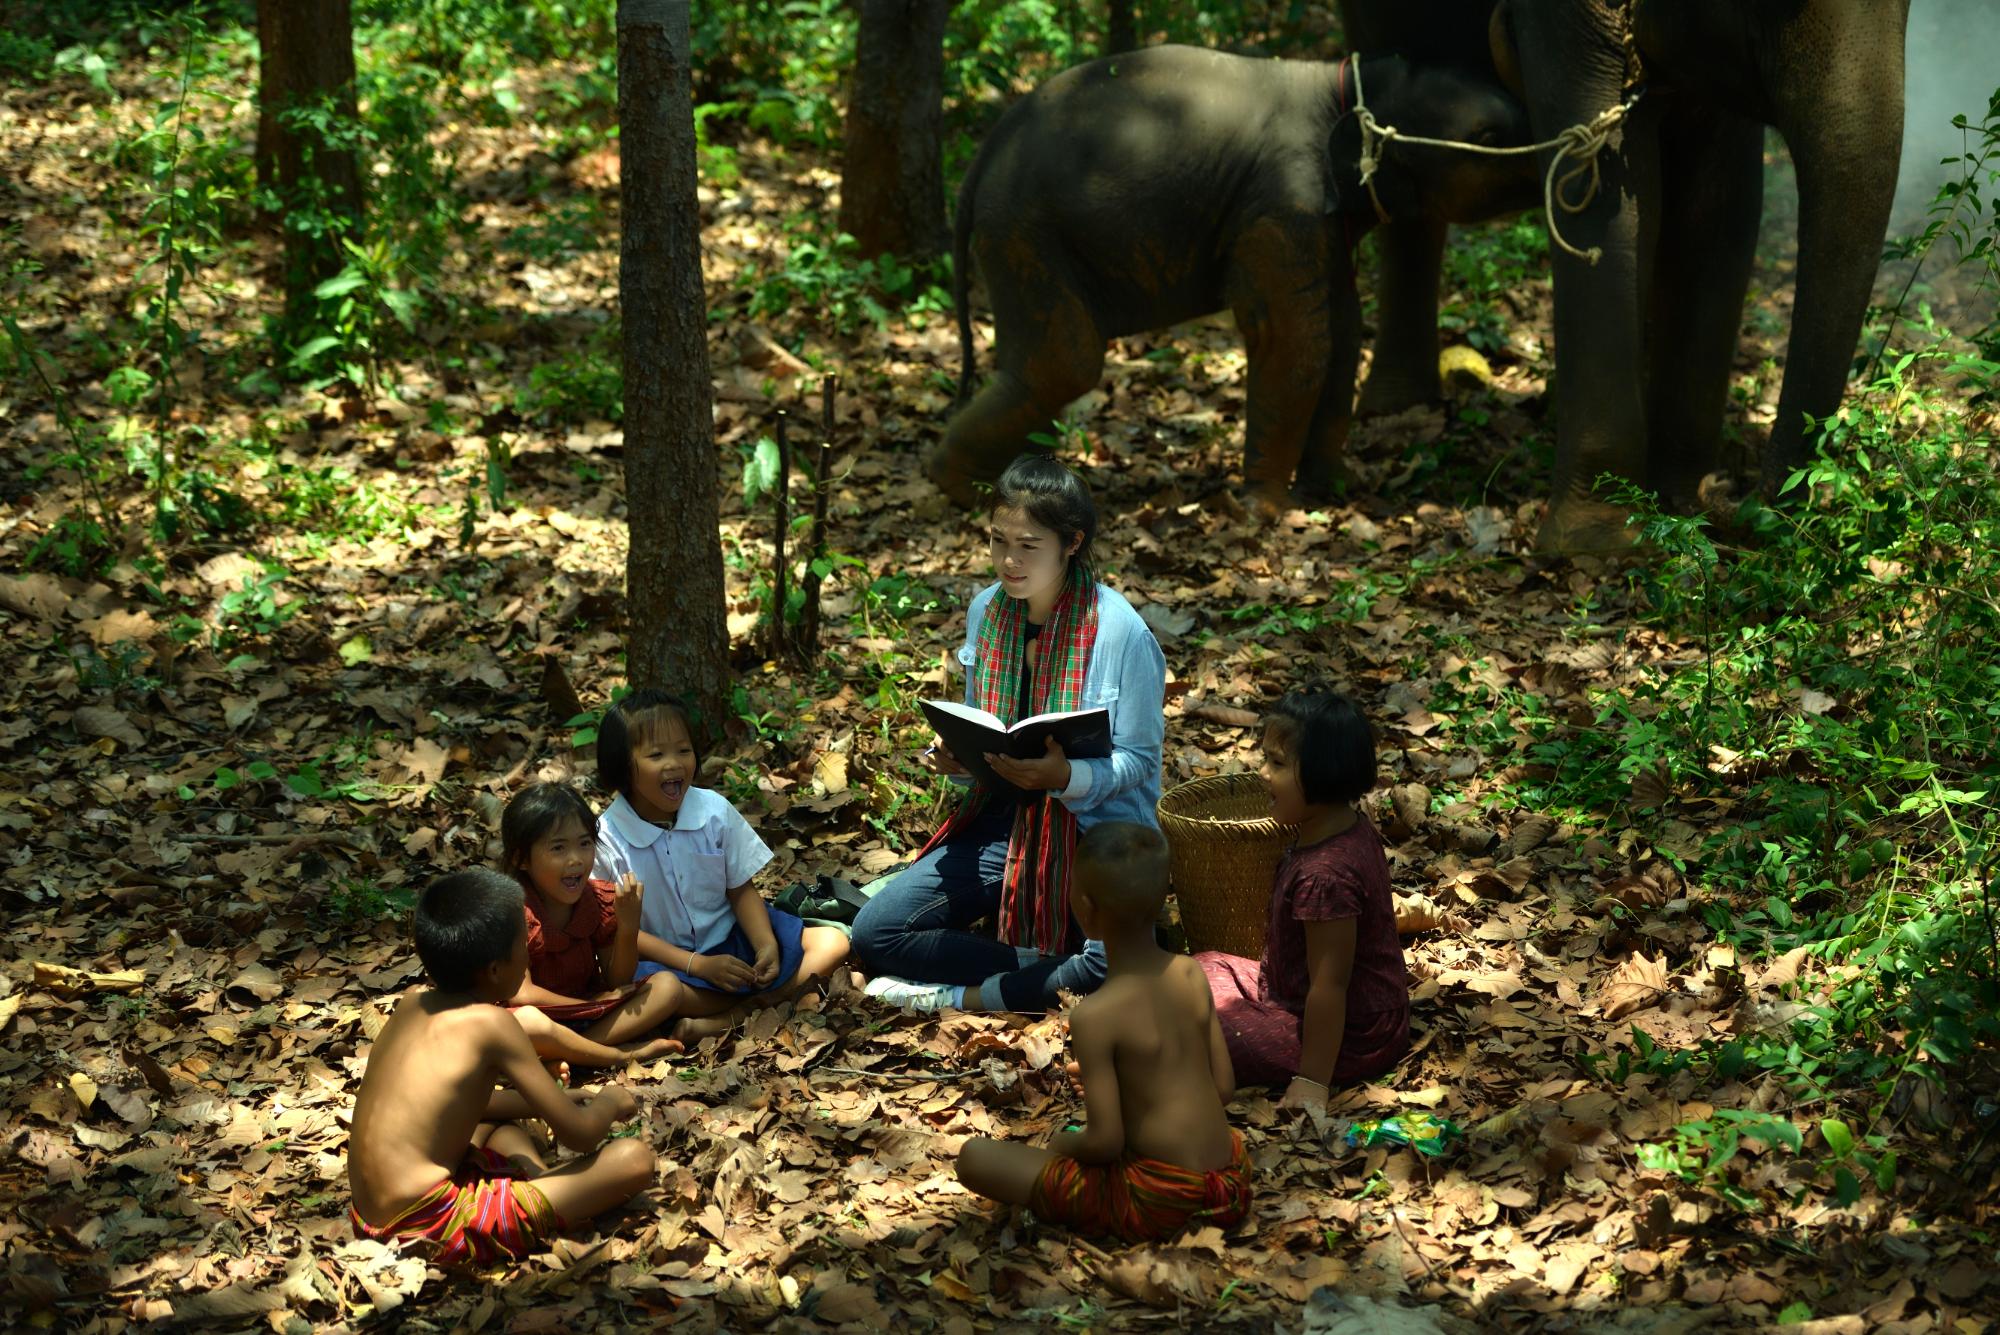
left=1344, top=1111, right=1462, bottom=1156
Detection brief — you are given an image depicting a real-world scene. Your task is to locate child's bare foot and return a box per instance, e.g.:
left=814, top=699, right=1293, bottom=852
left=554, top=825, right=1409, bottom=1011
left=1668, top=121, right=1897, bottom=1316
left=670, top=1015, right=737, bottom=1045
left=632, top=1036, right=683, bottom=1061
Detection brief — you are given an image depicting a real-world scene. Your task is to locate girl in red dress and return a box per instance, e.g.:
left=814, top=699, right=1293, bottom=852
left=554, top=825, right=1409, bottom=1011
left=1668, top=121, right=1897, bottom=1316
left=1197, top=686, right=1410, bottom=1112
left=499, top=782, right=685, bottom=1067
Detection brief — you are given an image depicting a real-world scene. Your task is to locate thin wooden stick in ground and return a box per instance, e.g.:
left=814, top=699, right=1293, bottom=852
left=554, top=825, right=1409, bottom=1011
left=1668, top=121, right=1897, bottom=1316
left=771, top=408, right=790, bottom=659
left=797, top=374, right=836, bottom=660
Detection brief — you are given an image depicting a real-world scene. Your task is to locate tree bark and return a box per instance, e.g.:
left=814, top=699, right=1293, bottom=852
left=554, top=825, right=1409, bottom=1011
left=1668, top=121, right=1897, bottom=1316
left=619, top=0, right=731, bottom=726
left=1106, top=0, right=1138, bottom=53
left=254, top=0, right=362, bottom=324
left=840, top=0, right=949, bottom=260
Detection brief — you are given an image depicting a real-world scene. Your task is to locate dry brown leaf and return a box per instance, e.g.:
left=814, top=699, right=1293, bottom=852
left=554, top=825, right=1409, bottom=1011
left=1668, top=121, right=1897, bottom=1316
left=1388, top=782, right=1432, bottom=836
left=32, top=962, right=145, bottom=995
left=71, top=705, right=145, bottom=748
left=1591, top=864, right=1681, bottom=915
left=1095, top=1248, right=1215, bottom=1309
left=0, top=573, right=73, bottom=621
left=395, top=736, right=451, bottom=786
left=1505, top=813, right=1554, bottom=855
left=1753, top=944, right=1813, bottom=993
left=1185, top=700, right=1260, bottom=728
left=1432, top=821, right=1497, bottom=855
left=1598, top=953, right=1671, bottom=1020
left=813, top=1281, right=886, bottom=1323
left=81, top=608, right=158, bottom=645
left=1392, top=894, right=1470, bottom=935
left=814, top=751, right=850, bottom=795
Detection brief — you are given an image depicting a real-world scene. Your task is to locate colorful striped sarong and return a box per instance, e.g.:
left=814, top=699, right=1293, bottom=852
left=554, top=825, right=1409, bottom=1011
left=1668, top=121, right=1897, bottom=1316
left=350, top=1146, right=564, bottom=1265
left=507, top=987, right=636, bottom=1026
left=1029, top=1130, right=1253, bottom=1242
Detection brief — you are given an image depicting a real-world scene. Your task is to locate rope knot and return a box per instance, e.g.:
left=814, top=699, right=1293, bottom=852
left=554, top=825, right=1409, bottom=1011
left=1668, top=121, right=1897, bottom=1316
left=1342, top=53, right=1637, bottom=266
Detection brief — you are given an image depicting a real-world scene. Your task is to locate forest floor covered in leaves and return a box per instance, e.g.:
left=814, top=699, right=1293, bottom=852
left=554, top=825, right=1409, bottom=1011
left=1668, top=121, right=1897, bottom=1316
left=4, top=28, right=1999, bottom=1335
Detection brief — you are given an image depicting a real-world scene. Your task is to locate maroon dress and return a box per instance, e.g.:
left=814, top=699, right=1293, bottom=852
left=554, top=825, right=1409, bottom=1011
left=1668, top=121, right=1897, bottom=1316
left=510, top=878, right=634, bottom=1024
left=1197, top=817, right=1410, bottom=1089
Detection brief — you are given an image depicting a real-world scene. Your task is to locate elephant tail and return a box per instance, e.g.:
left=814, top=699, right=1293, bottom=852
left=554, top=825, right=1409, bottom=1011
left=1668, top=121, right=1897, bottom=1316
left=951, top=142, right=988, bottom=407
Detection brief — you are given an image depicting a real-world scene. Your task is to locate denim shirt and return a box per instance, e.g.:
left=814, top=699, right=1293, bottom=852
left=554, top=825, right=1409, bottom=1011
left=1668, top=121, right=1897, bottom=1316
left=958, top=580, right=1166, bottom=829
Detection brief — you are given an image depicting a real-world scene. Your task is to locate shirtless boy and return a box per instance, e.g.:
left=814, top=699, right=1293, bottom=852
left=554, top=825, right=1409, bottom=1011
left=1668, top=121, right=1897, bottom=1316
left=956, top=822, right=1253, bottom=1241
left=348, top=869, right=656, bottom=1264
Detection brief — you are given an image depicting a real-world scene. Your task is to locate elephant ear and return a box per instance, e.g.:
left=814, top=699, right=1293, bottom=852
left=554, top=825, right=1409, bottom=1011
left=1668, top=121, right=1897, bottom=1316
left=1489, top=0, right=1525, bottom=98
left=1322, top=106, right=1359, bottom=216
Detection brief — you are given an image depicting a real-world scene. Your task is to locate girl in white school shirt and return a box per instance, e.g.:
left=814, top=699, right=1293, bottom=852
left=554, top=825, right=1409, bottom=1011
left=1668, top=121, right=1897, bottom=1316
left=592, top=689, right=851, bottom=1042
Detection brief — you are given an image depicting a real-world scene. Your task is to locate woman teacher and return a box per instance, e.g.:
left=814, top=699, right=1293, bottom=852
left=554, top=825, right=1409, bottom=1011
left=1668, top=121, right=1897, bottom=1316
left=853, top=453, right=1166, bottom=1011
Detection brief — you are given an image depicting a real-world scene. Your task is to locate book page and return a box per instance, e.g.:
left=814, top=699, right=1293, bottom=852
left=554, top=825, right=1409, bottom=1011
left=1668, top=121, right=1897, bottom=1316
left=1013, top=705, right=1105, bottom=732
left=925, top=699, right=1006, bottom=732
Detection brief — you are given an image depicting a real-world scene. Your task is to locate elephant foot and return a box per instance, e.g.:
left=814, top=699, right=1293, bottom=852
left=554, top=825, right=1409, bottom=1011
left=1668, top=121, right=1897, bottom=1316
left=1293, top=456, right=1353, bottom=508
left=1357, top=374, right=1442, bottom=419
left=924, top=445, right=985, bottom=509
left=1535, top=493, right=1640, bottom=557
left=1223, top=481, right=1286, bottom=524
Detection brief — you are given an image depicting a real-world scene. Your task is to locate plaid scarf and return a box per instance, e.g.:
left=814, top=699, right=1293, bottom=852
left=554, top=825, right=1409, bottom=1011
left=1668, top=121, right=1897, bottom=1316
left=925, top=566, right=1100, bottom=953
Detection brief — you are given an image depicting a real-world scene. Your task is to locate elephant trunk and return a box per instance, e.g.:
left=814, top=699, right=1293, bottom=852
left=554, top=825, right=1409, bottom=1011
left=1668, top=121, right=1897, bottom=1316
left=1765, top=14, right=1908, bottom=490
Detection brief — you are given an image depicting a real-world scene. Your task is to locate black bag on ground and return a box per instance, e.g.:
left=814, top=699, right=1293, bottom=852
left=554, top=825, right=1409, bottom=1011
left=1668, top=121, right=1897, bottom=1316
left=772, top=873, right=877, bottom=926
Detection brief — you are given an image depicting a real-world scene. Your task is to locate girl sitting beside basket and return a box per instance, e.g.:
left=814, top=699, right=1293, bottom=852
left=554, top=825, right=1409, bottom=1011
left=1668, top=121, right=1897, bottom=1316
left=1195, top=684, right=1409, bottom=1113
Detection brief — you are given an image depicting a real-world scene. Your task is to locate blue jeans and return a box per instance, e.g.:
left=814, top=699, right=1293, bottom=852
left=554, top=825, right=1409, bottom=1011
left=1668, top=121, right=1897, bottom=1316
left=851, top=804, right=1108, bottom=1011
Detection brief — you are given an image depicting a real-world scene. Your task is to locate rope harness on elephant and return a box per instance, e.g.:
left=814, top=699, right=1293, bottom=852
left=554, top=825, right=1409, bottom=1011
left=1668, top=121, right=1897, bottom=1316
left=1340, top=54, right=1641, bottom=267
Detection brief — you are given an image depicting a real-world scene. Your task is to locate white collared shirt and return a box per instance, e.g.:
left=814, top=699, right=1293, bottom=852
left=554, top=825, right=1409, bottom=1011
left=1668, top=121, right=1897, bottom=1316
left=593, top=787, right=774, bottom=956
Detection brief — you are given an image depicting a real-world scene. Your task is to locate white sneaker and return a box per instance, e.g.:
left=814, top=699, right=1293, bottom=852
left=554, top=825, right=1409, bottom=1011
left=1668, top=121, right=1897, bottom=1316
left=862, top=975, right=961, bottom=1012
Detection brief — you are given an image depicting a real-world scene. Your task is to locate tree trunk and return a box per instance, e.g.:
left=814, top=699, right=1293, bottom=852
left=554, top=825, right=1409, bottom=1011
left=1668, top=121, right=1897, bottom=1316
left=619, top=0, right=731, bottom=726
left=255, top=0, right=362, bottom=325
left=1106, top=0, right=1138, bottom=53
left=840, top=0, right=949, bottom=260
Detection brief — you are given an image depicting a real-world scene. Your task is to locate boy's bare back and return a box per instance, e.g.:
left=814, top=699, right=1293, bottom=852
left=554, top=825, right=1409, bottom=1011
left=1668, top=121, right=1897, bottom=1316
left=349, top=989, right=537, bottom=1225
left=1071, top=952, right=1235, bottom=1171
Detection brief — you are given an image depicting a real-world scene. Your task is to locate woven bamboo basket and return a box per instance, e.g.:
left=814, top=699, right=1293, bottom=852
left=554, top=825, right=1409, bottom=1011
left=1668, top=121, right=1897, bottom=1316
left=1157, top=772, right=1294, bottom=959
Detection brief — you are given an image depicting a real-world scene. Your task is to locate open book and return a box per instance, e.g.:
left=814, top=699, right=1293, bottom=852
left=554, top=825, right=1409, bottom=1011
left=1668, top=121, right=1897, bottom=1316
left=921, top=700, right=1112, bottom=793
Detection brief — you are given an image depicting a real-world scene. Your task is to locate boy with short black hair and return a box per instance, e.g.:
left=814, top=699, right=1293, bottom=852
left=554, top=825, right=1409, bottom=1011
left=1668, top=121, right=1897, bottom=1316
left=956, top=822, right=1252, bottom=1241
left=347, top=869, right=656, bottom=1264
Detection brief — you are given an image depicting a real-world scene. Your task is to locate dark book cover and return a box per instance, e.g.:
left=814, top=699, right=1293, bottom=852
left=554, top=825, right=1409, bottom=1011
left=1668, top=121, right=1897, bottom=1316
left=921, top=700, right=1112, bottom=793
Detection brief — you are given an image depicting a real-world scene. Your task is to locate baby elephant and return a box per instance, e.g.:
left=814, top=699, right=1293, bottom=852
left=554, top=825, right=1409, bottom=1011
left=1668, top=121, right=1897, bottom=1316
left=932, top=44, right=1534, bottom=510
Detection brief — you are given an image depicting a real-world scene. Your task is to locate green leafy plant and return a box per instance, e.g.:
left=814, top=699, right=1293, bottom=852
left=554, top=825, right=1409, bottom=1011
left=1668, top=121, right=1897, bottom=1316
left=738, top=437, right=866, bottom=650
left=321, top=878, right=417, bottom=925
left=517, top=340, right=624, bottom=423
left=743, top=227, right=949, bottom=336
left=1440, top=215, right=1548, bottom=355
left=289, top=237, right=422, bottom=392
left=7, top=318, right=125, bottom=575
left=1637, top=1110, right=1802, bottom=1212
left=112, top=14, right=244, bottom=541
left=214, top=564, right=304, bottom=645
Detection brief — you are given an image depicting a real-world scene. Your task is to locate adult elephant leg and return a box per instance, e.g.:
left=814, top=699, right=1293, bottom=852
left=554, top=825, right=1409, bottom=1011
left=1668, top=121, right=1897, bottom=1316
left=928, top=261, right=1106, bottom=506
left=1297, top=276, right=1365, bottom=501
left=1644, top=104, right=1762, bottom=510
left=1227, top=217, right=1333, bottom=511
left=1763, top=2, right=1909, bottom=492
left=1356, top=218, right=1448, bottom=415
left=1531, top=93, right=1666, bottom=554
left=1493, top=0, right=1668, bottom=552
